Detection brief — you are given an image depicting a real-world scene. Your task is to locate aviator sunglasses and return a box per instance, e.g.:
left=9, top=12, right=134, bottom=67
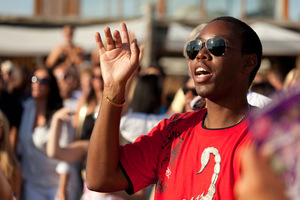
left=186, top=36, right=239, bottom=60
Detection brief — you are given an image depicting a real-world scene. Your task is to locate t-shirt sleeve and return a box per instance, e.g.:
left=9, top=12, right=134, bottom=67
left=119, top=117, right=169, bottom=194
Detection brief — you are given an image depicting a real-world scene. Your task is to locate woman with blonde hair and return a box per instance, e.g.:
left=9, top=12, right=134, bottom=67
left=0, top=110, right=21, bottom=200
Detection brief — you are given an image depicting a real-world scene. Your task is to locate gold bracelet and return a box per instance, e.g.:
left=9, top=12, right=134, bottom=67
left=103, top=92, right=125, bottom=107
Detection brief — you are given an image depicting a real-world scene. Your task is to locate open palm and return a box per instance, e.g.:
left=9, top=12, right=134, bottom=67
left=95, top=23, right=140, bottom=89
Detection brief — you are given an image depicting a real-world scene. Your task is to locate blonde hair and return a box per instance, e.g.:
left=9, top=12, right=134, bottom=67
left=0, top=110, right=18, bottom=185
left=283, top=68, right=300, bottom=90
left=183, top=23, right=207, bottom=59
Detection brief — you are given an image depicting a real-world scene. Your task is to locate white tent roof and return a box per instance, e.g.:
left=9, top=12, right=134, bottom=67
left=1, top=20, right=300, bottom=57
left=0, top=18, right=147, bottom=56
left=250, top=22, right=300, bottom=56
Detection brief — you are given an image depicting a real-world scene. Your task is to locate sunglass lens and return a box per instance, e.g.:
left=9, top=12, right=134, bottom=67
left=31, top=76, right=37, bottom=83
left=186, top=40, right=203, bottom=60
left=31, top=76, right=50, bottom=85
left=40, top=78, right=50, bottom=85
left=206, top=37, right=226, bottom=56
left=183, top=87, right=198, bottom=96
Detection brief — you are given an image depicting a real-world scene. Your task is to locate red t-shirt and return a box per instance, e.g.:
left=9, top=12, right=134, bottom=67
left=120, top=109, right=253, bottom=200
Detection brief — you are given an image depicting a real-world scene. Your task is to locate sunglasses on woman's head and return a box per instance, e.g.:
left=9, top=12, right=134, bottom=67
left=186, top=36, right=239, bottom=60
left=31, top=76, right=50, bottom=85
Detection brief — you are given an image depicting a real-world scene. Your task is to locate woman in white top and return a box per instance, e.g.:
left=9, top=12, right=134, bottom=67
left=18, top=66, right=80, bottom=200
left=47, top=61, right=147, bottom=200
left=47, top=106, right=147, bottom=200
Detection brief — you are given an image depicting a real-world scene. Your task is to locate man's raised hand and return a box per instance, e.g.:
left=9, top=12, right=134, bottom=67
left=94, top=23, right=140, bottom=91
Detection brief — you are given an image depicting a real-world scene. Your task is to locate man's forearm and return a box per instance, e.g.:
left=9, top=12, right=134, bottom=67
left=86, top=89, right=129, bottom=192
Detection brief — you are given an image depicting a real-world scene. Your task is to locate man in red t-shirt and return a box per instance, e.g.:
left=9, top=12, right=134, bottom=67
left=86, top=16, right=262, bottom=200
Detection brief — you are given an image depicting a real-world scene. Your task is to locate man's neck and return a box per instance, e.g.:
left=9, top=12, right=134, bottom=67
left=204, top=100, right=249, bottom=129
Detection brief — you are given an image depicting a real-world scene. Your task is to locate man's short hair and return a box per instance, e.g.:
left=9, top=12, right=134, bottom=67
left=210, top=16, right=263, bottom=87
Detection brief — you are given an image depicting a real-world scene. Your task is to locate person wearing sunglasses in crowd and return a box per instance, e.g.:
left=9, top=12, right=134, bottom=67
left=53, top=63, right=80, bottom=113
left=86, top=16, right=262, bottom=200
left=18, top=66, right=80, bottom=200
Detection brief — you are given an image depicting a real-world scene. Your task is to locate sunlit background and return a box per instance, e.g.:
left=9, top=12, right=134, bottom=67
left=0, top=0, right=300, bottom=20
left=1, top=0, right=300, bottom=95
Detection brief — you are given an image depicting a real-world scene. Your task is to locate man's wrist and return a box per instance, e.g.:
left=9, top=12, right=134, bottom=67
left=103, top=86, right=126, bottom=105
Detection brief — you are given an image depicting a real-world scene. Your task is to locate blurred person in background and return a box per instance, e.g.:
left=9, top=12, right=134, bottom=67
left=18, top=66, right=80, bottom=200
left=249, top=81, right=275, bottom=97
left=120, top=74, right=169, bottom=144
left=0, top=73, right=23, bottom=156
left=10, top=65, right=31, bottom=103
left=53, top=63, right=80, bottom=112
left=266, top=68, right=284, bottom=91
left=47, top=109, right=147, bottom=200
left=283, top=68, right=300, bottom=90
left=77, top=67, right=93, bottom=106
left=138, top=64, right=167, bottom=114
left=0, top=60, right=15, bottom=93
left=283, top=55, right=300, bottom=90
left=0, top=110, right=21, bottom=200
left=46, top=25, right=85, bottom=69
left=182, top=76, right=200, bottom=112
left=73, top=65, right=103, bottom=141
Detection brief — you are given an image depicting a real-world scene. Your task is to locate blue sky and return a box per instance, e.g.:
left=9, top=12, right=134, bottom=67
left=0, top=0, right=299, bottom=20
left=0, top=0, right=33, bottom=16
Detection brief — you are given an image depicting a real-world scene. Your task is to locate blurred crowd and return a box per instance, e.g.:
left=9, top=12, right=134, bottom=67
left=0, top=24, right=300, bottom=200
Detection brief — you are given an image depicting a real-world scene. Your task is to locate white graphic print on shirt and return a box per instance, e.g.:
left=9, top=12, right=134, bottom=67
left=183, top=147, right=221, bottom=200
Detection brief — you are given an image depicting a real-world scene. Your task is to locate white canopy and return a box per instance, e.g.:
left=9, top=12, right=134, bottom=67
left=250, top=22, right=300, bottom=56
left=0, top=18, right=147, bottom=56
left=1, top=19, right=300, bottom=57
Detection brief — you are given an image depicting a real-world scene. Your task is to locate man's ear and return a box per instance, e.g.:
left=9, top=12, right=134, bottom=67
left=243, top=54, right=257, bottom=74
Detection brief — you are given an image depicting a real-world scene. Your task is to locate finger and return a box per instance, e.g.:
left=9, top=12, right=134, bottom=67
left=240, top=147, right=256, bottom=173
left=104, top=27, right=115, bottom=51
left=240, top=146, right=266, bottom=178
left=94, top=32, right=106, bottom=56
left=234, top=147, right=256, bottom=199
left=120, top=23, right=130, bottom=44
left=130, top=39, right=140, bottom=68
left=138, top=44, right=145, bottom=62
left=61, top=113, right=71, bottom=121
left=234, top=177, right=244, bottom=199
left=113, top=30, right=122, bottom=48
left=260, top=142, right=275, bottom=161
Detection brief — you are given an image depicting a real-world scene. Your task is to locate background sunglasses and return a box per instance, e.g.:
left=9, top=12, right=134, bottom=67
left=182, top=86, right=198, bottom=96
left=31, top=76, right=50, bottom=85
left=186, top=36, right=231, bottom=59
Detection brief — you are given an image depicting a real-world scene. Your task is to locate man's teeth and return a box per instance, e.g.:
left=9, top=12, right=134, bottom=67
left=195, top=68, right=209, bottom=76
left=196, top=68, right=207, bottom=72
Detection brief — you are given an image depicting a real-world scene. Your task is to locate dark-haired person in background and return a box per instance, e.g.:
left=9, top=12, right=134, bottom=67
left=18, top=66, right=80, bottom=200
left=120, top=74, right=170, bottom=144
